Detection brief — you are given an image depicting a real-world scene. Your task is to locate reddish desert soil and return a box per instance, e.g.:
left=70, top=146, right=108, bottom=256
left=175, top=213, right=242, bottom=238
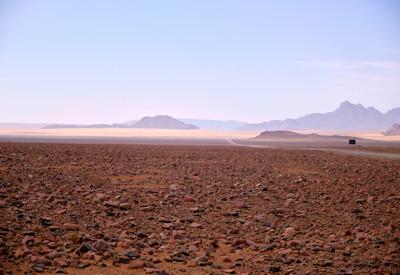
left=0, top=143, right=399, bottom=274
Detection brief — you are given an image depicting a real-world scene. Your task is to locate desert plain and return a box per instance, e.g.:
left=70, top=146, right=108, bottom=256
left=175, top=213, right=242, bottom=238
left=1, top=127, right=400, bottom=141
left=0, top=134, right=400, bottom=274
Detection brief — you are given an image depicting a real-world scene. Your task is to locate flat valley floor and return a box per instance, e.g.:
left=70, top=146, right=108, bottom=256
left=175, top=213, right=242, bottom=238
left=0, top=143, right=399, bottom=274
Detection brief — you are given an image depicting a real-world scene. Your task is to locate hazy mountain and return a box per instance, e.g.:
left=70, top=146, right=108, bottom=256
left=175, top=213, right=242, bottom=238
left=123, top=119, right=139, bottom=126
left=0, top=123, right=46, bottom=129
left=240, top=101, right=400, bottom=131
left=42, top=123, right=122, bottom=129
left=384, top=123, right=400, bottom=136
left=32, top=101, right=400, bottom=131
left=43, top=116, right=198, bottom=129
left=133, top=115, right=198, bottom=129
left=180, top=119, right=246, bottom=130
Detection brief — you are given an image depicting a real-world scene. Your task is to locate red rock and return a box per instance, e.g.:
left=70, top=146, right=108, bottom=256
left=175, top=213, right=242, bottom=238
left=94, top=254, right=102, bottom=262
left=119, top=203, right=131, bottom=210
left=172, top=230, right=186, bottom=240
left=221, top=256, right=232, bottom=263
left=95, top=193, right=106, bottom=200
left=278, top=248, right=292, bottom=256
left=93, top=239, right=109, bottom=252
left=283, top=227, right=296, bottom=239
left=232, top=239, right=249, bottom=249
left=169, top=184, right=179, bottom=191
left=183, top=195, right=196, bottom=202
left=189, top=222, right=202, bottom=228
left=104, top=200, right=120, bottom=207
left=284, top=198, right=294, bottom=208
left=22, top=236, right=34, bottom=247
left=53, top=259, right=69, bottom=267
left=162, top=223, right=174, bottom=229
left=64, top=223, right=79, bottom=231
left=128, top=260, right=145, bottom=269
left=235, top=201, right=249, bottom=209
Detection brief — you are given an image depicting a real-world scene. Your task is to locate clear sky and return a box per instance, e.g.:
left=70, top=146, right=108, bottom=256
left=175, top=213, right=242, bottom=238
left=0, top=0, right=399, bottom=123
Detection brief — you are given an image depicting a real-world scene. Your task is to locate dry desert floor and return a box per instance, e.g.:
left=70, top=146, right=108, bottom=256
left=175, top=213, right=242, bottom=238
left=0, top=143, right=399, bottom=274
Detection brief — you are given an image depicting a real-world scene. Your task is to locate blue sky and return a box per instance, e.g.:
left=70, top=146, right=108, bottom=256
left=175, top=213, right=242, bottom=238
left=0, top=0, right=399, bottom=123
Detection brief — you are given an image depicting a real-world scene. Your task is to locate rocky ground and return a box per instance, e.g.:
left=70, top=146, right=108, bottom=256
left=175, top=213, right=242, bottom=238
left=0, top=143, right=399, bottom=274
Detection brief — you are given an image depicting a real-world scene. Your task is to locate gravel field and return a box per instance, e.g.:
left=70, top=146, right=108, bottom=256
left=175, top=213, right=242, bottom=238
left=0, top=143, right=399, bottom=274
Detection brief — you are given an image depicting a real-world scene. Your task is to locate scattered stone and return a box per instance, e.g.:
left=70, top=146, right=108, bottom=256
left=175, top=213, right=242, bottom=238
left=104, top=201, right=120, bottom=208
left=123, top=249, right=139, bottom=259
left=189, top=222, right=202, bottom=228
left=53, top=259, right=69, bottom=268
left=260, top=243, right=275, bottom=251
left=1, top=143, right=399, bottom=275
left=169, top=184, right=179, bottom=191
left=64, top=223, right=79, bottom=231
left=226, top=211, right=239, bottom=217
left=93, top=239, right=109, bottom=252
left=283, top=227, right=296, bottom=239
left=148, top=239, right=159, bottom=247
left=76, top=243, right=92, bottom=254
left=232, top=239, right=249, bottom=249
left=322, top=260, right=333, bottom=267
left=269, top=266, right=282, bottom=273
left=40, top=217, right=53, bottom=227
left=221, top=256, right=232, bottom=263
left=119, top=203, right=131, bottom=210
left=162, top=223, right=174, bottom=229
left=194, top=256, right=210, bottom=266
left=128, top=260, right=145, bottom=269
left=170, top=249, right=190, bottom=262
left=183, top=195, right=196, bottom=202
left=114, top=255, right=131, bottom=264
left=77, top=262, right=90, bottom=269
left=32, top=264, right=45, bottom=272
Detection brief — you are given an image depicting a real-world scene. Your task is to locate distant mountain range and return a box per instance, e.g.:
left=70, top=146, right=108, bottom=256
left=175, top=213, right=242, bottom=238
left=43, top=115, right=198, bottom=130
left=240, top=101, right=400, bottom=131
left=0, top=123, right=46, bottom=129
left=42, top=123, right=123, bottom=129
left=7, top=101, right=400, bottom=132
left=42, top=116, right=243, bottom=130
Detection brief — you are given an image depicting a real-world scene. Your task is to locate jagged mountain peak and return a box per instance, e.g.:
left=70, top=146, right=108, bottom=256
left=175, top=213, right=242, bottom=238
left=240, top=101, right=398, bottom=131
left=335, top=101, right=380, bottom=113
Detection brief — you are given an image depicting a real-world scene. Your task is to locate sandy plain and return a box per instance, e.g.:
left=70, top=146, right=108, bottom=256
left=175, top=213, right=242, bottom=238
left=0, top=127, right=400, bottom=141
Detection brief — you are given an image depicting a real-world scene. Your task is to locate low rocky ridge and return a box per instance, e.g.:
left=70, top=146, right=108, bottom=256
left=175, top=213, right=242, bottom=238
left=0, top=143, right=399, bottom=274
left=254, top=130, right=357, bottom=142
left=384, top=123, right=400, bottom=136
